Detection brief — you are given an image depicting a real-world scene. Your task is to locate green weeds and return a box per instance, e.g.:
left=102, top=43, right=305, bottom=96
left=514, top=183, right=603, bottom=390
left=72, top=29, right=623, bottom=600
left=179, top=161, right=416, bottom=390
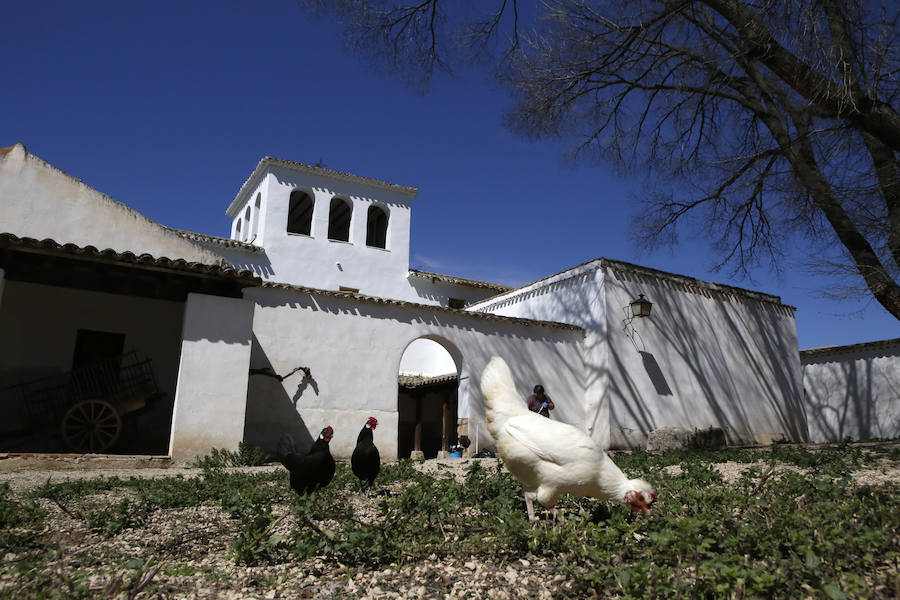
left=190, top=442, right=271, bottom=468
left=1, top=443, right=897, bottom=599
left=0, top=482, right=45, bottom=529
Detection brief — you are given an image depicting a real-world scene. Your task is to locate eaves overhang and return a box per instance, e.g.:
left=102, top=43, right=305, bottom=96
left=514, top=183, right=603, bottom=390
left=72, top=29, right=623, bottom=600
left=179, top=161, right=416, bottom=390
left=0, top=233, right=262, bottom=301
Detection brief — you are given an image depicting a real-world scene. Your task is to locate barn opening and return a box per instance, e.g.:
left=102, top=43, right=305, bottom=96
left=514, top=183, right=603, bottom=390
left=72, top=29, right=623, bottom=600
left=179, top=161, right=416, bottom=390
left=397, top=337, right=460, bottom=459
left=0, top=234, right=261, bottom=456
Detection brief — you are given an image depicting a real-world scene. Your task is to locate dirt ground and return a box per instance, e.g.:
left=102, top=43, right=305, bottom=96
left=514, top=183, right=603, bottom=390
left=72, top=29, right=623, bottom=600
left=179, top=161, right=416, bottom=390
left=1, top=446, right=898, bottom=599
left=3, top=444, right=898, bottom=491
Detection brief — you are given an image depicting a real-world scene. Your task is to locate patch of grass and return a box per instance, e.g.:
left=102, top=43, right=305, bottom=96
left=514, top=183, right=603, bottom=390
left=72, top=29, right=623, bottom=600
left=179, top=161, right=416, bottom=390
left=84, top=498, right=146, bottom=536
left=377, top=457, right=420, bottom=484
left=553, top=456, right=898, bottom=599
left=163, top=563, right=213, bottom=577
left=191, top=442, right=271, bottom=468
left=0, top=482, right=45, bottom=529
left=24, top=467, right=286, bottom=540
left=277, top=446, right=898, bottom=598
left=27, top=475, right=127, bottom=501
left=231, top=502, right=285, bottom=565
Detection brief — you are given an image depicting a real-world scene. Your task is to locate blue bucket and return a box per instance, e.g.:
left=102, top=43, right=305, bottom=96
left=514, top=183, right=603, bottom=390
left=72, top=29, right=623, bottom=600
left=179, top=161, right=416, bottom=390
left=449, top=450, right=463, bottom=458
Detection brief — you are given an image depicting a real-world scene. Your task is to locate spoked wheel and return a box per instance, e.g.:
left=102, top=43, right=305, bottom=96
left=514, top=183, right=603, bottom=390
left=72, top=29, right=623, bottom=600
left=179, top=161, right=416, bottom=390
left=61, top=399, right=122, bottom=453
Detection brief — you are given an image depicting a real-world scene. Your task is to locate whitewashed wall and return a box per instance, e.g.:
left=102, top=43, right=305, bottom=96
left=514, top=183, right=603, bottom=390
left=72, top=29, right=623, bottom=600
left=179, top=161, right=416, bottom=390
left=469, top=262, right=605, bottom=443
left=802, top=342, right=900, bottom=442
left=169, top=293, right=255, bottom=460
left=603, top=265, right=807, bottom=447
left=242, top=285, right=584, bottom=460
left=471, top=259, right=807, bottom=449
left=0, top=144, right=221, bottom=263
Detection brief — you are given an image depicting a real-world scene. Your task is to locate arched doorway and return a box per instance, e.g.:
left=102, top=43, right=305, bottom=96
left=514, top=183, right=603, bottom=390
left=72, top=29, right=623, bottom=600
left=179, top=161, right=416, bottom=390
left=397, top=337, right=460, bottom=459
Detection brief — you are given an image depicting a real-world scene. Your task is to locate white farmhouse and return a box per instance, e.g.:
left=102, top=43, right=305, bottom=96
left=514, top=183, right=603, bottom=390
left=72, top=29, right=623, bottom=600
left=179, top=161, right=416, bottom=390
left=0, top=143, right=810, bottom=460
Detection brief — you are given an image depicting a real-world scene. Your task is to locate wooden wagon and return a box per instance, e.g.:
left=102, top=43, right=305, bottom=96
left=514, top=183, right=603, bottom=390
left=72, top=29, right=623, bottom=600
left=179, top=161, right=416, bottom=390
left=8, top=351, right=162, bottom=453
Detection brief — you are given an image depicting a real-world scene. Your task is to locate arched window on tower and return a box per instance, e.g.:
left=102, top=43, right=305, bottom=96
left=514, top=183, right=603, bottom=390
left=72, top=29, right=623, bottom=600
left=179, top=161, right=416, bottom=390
left=243, top=206, right=251, bottom=241
left=287, top=190, right=314, bottom=236
left=366, top=205, right=388, bottom=249
left=251, top=193, right=261, bottom=240
left=328, top=197, right=352, bottom=242
left=234, top=218, right=242, bottom=240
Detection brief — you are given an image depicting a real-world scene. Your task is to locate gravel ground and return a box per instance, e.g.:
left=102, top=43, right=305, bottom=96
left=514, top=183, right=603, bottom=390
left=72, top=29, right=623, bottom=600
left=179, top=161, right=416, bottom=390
left=1, top=446, right=898, bottom=599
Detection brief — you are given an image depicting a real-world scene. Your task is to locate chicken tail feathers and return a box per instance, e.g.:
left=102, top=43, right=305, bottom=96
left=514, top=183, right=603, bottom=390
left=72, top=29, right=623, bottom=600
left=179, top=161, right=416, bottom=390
left=481, top=356, right=529, bottom=438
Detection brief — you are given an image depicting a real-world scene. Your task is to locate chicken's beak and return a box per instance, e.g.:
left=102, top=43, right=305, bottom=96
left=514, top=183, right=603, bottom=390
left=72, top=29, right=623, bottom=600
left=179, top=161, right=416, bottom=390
left=629, top=502, right=651, bottom=513
left=626, top=491, right=656, bottom=513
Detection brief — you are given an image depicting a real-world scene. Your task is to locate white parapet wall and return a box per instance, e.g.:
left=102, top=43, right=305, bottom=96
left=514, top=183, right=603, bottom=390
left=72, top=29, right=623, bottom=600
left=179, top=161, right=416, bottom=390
left=801, top=339, right=900, bottom=442
left=169, top=293, right=256, bottom=461
left=0, top=144, right=222, bottom=264
left=241, top=284, right=585, bottom=460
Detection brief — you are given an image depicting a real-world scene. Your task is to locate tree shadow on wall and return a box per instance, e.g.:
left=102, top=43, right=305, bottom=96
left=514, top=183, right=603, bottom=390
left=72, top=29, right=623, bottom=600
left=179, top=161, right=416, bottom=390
left=608, top=274, right=809, bottom=447
left=803, top=353, right=900, bottom=442
left=242, top=335, right=319, bottom=455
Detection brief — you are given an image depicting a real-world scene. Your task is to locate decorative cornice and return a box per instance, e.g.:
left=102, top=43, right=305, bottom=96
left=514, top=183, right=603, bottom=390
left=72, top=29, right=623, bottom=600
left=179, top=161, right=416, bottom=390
left=470, top=257, right=793, bottom=313
left=228, top=156, right=419, bottom=216
left=800, top=337, right=900, bottom=361
left=604, top=258, right=788, bottom=307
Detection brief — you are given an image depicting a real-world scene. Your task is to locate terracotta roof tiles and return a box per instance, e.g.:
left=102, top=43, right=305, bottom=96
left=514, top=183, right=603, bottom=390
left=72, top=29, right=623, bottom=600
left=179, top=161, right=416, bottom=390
left=0, top=233, right=263, bottom=285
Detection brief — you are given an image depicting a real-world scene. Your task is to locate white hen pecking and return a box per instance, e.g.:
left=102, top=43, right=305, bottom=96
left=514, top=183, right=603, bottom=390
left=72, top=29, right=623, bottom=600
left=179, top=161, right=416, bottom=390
left=480, top=356, right=657, bottom=521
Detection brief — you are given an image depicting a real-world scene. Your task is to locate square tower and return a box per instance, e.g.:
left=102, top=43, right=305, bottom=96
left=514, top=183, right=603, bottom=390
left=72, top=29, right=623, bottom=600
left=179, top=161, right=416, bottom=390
left=227, top=158, right=418, bottom=298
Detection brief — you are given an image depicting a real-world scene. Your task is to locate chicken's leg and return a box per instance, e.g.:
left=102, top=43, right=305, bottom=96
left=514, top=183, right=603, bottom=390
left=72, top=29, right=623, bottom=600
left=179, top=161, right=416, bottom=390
left=524, top=491, right=537, bottom=522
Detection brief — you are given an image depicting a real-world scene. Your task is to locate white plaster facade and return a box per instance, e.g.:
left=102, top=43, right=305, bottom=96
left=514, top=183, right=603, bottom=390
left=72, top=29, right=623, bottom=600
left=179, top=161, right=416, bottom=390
left=169, top=293, right=255, bottom=458
left=801, top=339, right=900, bottom=442
left=469, top=259, right=807, bottom=448
left=242, top=284, right=583, bottom=459
left=0, top=142, right=818, bottom=461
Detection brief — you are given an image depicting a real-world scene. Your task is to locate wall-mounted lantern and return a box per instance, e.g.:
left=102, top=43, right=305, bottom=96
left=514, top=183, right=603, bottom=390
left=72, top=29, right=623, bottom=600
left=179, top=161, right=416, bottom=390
left=622, top=293, right=653, bottom=351
left=630, top=294, right=652, bottom=318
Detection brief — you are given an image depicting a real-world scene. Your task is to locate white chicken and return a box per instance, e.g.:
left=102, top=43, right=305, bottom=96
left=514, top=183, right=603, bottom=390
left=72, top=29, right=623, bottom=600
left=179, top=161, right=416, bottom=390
left=480, top=356, right=657, bottom=521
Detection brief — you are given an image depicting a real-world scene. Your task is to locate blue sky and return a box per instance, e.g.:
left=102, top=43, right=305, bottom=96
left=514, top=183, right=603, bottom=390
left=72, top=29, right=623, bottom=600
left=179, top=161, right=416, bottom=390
left=3, top=0, right=897, bottom=349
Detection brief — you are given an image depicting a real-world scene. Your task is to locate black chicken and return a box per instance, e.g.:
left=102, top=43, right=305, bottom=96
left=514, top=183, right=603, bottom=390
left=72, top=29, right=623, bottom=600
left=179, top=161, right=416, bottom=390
left=279, top=425, right=336, bottom=496
left=351, top=416, right=380, bottom=487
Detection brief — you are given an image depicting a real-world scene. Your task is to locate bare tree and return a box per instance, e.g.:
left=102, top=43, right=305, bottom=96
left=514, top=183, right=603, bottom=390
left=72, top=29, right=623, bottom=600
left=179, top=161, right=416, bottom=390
left=299, top=0, right=900, bottom=320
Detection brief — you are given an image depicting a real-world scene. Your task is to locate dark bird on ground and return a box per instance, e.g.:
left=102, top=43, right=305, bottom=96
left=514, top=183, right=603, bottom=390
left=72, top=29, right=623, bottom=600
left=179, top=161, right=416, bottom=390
left=351, top=416, right=380, bottom=487
left=278, top=426, right=336, bottom=496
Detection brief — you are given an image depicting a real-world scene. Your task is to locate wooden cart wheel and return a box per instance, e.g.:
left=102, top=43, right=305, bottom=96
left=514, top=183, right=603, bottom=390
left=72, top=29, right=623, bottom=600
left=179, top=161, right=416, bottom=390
left=61, top=399, right=122, bottom=453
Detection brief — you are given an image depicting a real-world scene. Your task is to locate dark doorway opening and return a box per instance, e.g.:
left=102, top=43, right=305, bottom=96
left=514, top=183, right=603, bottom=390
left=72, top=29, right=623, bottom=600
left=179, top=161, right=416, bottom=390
left=398, top=376, right=458, bottom=459
left=72, top=329, right=126, bottom=370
